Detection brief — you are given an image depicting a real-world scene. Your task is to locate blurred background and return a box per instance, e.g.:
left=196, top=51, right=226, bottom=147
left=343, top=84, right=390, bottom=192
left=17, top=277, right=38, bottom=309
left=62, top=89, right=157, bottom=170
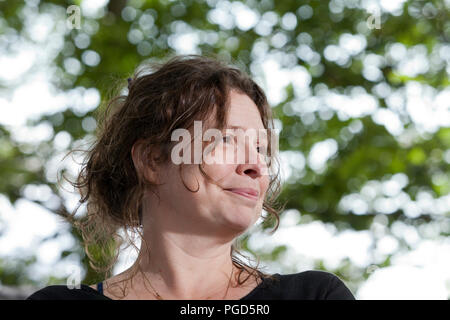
left=0, top=0, right=449, bottom=299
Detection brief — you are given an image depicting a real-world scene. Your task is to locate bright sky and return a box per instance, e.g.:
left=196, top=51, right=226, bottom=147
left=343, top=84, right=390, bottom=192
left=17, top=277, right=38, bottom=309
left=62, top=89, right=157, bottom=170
left=0, top=0, right=449, bottom=299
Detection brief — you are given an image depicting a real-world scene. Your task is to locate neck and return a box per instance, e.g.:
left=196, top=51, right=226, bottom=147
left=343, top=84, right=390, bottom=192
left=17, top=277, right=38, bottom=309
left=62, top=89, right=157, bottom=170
left=129, top=228, right=239, bottom=299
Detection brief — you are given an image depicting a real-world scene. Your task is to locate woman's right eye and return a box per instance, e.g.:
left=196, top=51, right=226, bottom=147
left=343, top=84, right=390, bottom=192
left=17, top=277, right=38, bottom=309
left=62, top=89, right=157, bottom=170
left=222, top=135, right=232, bottom=143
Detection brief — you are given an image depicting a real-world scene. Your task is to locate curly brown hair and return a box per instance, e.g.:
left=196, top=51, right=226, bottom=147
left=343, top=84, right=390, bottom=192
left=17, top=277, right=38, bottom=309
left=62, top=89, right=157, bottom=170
left=61, top=53, right=284, bottom=299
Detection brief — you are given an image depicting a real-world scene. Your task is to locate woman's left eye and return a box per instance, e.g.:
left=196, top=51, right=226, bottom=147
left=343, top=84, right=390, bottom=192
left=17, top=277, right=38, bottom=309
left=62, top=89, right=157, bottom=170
left=257, top=145, right=267, bottom=154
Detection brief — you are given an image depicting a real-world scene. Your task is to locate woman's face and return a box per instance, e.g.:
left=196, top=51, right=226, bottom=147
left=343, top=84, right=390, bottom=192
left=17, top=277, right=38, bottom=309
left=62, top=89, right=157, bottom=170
left=150, top=90, right=271, bottom=237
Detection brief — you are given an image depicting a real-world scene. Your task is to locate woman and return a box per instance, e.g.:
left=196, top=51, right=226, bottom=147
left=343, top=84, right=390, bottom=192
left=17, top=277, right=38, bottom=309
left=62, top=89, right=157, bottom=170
left=27, top=54, right=354, bottom=300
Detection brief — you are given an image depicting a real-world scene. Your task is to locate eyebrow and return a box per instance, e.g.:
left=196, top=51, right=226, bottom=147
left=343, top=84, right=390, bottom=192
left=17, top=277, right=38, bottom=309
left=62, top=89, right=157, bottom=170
left=225, top=125, right=246, bottom=130
left=226, top=125, right=267, bottom=131
left=225, top=125, right=269, bottom=143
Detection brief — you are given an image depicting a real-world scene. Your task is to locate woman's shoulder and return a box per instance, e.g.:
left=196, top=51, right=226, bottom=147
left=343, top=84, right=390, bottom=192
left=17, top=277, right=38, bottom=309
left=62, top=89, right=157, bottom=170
left=280, top=270, right=344, bottom=281
left=26, top=284, right=110, bottom=300
left=260, top=270, right=355, bottom=300
left=281, top=270, right=355, bottom=300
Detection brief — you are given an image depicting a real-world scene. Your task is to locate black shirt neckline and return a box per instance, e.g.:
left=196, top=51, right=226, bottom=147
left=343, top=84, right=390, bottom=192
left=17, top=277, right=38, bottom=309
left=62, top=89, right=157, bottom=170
left=82, top=273, right=279, bottom=300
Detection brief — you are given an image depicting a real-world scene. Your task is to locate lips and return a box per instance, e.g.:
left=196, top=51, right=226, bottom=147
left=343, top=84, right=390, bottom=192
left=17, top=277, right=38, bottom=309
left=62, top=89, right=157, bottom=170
left=225, top=188, right=259, bottom=201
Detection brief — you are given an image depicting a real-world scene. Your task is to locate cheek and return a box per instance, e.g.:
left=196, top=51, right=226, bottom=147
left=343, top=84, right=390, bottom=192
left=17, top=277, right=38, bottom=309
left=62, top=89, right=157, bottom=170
left=168, top=164, right=204, bottom=195
left=201, top=160, right=236, bottom=183
left=260, top=176, right=270, bottom=196
left=204, top=143, right=234, bottom=165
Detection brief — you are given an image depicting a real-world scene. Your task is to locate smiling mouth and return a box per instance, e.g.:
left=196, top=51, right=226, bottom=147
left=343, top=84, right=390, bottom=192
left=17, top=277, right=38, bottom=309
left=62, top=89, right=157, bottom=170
left=225, top=189, right=259, bottom=202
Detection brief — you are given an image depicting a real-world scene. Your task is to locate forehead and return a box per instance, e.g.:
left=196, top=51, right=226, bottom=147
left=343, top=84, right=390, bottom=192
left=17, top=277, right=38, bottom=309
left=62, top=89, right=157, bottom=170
left=226, top=90, right=265, bottom=130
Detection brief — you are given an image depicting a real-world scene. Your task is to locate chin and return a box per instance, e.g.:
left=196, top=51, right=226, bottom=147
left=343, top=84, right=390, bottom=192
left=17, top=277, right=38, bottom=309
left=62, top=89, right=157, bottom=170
left=222, top=207, right=258, bottom=233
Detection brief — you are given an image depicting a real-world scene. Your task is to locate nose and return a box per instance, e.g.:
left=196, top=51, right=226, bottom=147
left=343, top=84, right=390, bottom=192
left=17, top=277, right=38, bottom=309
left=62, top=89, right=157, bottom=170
left=235, top=143, right=265, bottom=179
left=236, top=162, right=262, bottom=179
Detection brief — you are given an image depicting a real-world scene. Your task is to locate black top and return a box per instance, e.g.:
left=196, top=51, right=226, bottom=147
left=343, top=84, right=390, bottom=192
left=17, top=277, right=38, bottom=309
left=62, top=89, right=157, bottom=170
left=26, top=270, right=355, bottom=300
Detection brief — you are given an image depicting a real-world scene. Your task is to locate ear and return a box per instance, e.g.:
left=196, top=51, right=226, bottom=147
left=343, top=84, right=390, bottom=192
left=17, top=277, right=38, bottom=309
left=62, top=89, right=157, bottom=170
left=131, top=139, right=161, bottom=184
